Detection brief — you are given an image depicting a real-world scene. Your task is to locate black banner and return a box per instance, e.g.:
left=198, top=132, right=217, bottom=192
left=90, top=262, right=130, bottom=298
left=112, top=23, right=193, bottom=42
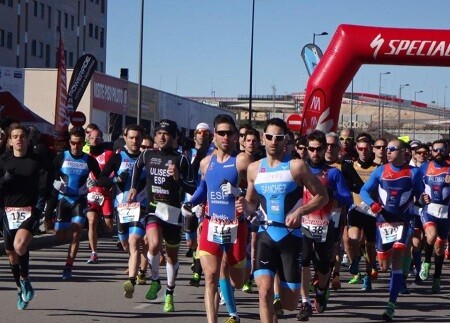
left=67, top=54, right=97, bottom=113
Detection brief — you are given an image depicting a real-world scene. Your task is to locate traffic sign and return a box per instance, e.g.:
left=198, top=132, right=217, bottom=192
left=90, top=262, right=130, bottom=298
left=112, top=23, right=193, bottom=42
left=70, top=111, right=86, bottom=127
left=286, top=114, right=303, bottom=132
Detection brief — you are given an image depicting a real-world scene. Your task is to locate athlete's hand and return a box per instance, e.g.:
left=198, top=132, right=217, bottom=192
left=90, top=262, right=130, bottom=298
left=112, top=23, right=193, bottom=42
left=127, top=188, right=137, bottom=202
left=370, top=202, right=383, bottom=214
left=115, top=171, right=129, bottom=183
left=167, top=162, right=179, bottom=181
left=221, top=181, right=243, bottom=198
left=285, top=212, right=302, bottom=228
left=53, top=177, right=67, bottom=194
left=86, top=177, right=97, bottom=188
left=235, top=196, right=246, bottom=215
left=181, top=203, right=193, bottom=217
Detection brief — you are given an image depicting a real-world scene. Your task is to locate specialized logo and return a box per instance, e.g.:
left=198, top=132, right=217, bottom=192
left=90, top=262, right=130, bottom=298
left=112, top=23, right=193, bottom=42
left=370, top=34, right=385, bottom=60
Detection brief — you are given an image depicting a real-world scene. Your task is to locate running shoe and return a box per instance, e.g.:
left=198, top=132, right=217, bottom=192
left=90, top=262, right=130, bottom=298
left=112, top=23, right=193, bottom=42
left=411, top=275, right=423, bottom=286
left=361, top=275, right=372, bottom=291
left=330, top=274, right=341, bottom=291
left=62, top=267, right=72, bottom=280
left=242, top=279, right=253, bottom=293
left=163, top=292, right=174, bottom=312
left=224, top=316, right=240, bottom=323
left=273, top=297, right=284, bottom=317
left=381, top=301, right=396, bottom=321
left=189, top=273, right=201, bottom=287
left=314, top=288, right=329, bottom=313
left=419, top=262, right=431, bottom=281
left=296, top=302, right=313, bottom=321
left=145, top=279, right=161, bottom=300
left=349, top=256, right=361, bottom=275
left=341, top=253, right=349, bottom=265
left=431, top=277, right=441, bottom=293
left=136, top=270, right=147, bottom=285
left=20, top=278, right=35, bottom=302
left=17, top=290, right=28, bottom=310
left=348, top=273, right=361, bottom=284
left=371, top=268, right=378, bottom=280
left=87, top=254, right=99, bottom=264
left=123, top=279, right=134, bottom=299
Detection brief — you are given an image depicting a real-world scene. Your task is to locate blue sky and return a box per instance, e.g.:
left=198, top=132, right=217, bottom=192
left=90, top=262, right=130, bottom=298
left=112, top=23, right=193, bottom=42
left=106, top=0, right=450, bottom=105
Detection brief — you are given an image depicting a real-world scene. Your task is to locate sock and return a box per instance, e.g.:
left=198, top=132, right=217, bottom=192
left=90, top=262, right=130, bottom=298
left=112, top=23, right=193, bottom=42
left=274, top=293, right=280, bottom=299
left=402, top=254, right=412, bottom=277
left=389, top=270, right=403, bottom=303
left=10, top=263, right=21, bottom=288
left=301, top=297, right=311, bottom=305
left=129, top=277, right=136, bottom=285
left=147, top=252, right=160, bottom=280
left=219, top=278, right=237, bottom=317
left=92, top=251, right=97, bottom=255
left=166, top=261, right=179, bottom=287
left=412, top=250, right=422, bottom=275
left=166, top=285, right=175, bottom=295
left=65, top=258, right=74, bottom=268
left=18, top=251, right=30, bottom=278
left=434, top=254, right=444, bottom=278
left=193, top=258, right=203, bottom=275
left=423, top=242, right=433, bottom=263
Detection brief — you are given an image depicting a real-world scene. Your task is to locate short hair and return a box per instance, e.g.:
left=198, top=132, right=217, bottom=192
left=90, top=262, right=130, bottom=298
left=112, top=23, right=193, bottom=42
left=374, top=137, right=388, bottom=146
left=69, top=127, right=86, bottom=141
left=7, top=122, right=29, bottom=139
left=263, top=118, right=288, bottom=134
left=124, top=124, right=145, bottom=137
left=244, top=129, right=260, bottom=141
left=214, top=114, right=237, bottom=132
left=295, top=135, right=308, bottom=147
left=307, top=130, right=326, bottom=146
left=86, top=123, right=99, bottom=131
left=326, top=132, right=340, bottom=146
left=432, top=139, right=448, bottom=149
left=239, top=123, right=253, bottom=132
left=415, top=143, right=429, bottom=152
left=356, top=132, right=373, bottom=144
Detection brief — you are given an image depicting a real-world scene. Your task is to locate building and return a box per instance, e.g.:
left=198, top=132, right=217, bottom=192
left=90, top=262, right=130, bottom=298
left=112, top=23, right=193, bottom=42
left=0, top=0, right=107, bottom=72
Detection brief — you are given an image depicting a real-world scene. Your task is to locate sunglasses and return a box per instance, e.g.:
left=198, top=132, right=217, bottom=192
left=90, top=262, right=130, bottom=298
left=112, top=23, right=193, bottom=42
left=196, top=129, right=210, bottom=135
left=386, top=146, right=399, bottom=152
left=70, top=141, right=83, bottom=146
left=215, top=130, right=235, bottom=137
left=432, top=148, right=446, bottom=153
left=264, top=133, right=286, bottom=142
left=141, top=145, right=150, bottom=149
left=357, top=146, right=370, bottom=151
left=307, top=146, right=324, bottom=153
left=415, top=150, right=428, bottom=155
left=326, top=143, right=339, bottom=148
left=296, top=146, right=307, bottom=151
left=374, top=145, right=386, bottom=150
left=339, top=136, right=353, bottom=142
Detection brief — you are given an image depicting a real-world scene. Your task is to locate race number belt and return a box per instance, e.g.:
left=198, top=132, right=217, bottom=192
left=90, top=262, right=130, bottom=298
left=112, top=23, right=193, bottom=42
left=117, top=202, right=141, bottom=224
left=5, top=206, right=32, bottom=230
left=154, top=202, right=181, bottom=225
left=87, top=192, right=105, bottom=206
left=301, top=218, right=329, bottom=242
left=426, top=202, right=448, bottom=219
left=207, top=217, right=239, bottom=244
left=377, top=222, right=404, bottom=245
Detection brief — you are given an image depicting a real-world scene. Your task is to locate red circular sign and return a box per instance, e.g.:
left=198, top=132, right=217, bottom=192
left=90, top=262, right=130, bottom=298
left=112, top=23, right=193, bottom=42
left=70, top=111, right=87, bottom=127
left=286, top=114, right=303, bottom=132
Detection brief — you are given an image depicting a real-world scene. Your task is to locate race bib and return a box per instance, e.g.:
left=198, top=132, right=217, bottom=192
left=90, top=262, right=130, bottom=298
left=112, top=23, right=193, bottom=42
left=427, top=203, right=448, bottom=219
left=87, top=192, right=105, bottom=206
left=5, top=207, right=32, bottom=230
left=377, top=222, right=404, bottom=245
left=207, top=217, right=239, bottom=244
left=117, top=202, right=141, bottom=224
left=301, top=218, right=329, bottom=242
left=155, top=202, right=181, bottom=225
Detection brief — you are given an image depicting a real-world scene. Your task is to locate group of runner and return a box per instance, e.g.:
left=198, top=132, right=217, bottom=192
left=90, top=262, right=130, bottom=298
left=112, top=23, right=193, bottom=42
left=0, top=116, right=449, bottom=322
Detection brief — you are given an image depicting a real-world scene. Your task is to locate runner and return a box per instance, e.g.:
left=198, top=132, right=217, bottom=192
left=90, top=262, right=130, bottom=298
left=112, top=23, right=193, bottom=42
left=0, top=123, right=53, bottom=310
left=245, top=119, right=329, bottom=322
left=128, top=119, right=196, bottom=312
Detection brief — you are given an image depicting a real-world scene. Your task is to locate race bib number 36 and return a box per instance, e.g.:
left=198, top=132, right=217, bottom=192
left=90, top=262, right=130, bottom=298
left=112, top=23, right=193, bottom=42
left=6, top=206, right=32, bottom=230
left=207, top=218, right=239, bottom=244
left=117, top=202, right=141, bottom=224
left=377, top=222, right=403, bottom=245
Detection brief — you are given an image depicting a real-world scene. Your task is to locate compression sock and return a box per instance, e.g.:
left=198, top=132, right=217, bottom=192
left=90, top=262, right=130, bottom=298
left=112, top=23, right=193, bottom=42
left=219, top=277, right=237, bottom=317
left=18, top=251, right=30, bottom=278
left=423, top=242, right=433, bottom=263
left=10, top=263, right=21, bottom=288
left=402, top=254, right=412, bottom=277
left=166, top=261, right=179, bottom=287
left=412, top=250, right=422, bottom=275
left=389, top=269, right=403, bottom=303
left=434, top=254, right=444, bottom=278
left=147, top=251, right=160, bottom=280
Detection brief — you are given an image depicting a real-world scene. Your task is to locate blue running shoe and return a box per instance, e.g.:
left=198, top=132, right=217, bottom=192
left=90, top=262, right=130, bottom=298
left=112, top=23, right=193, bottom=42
left=20, top=279, right=35, bottom=302
left=62, top=267, right=72, bottom=280
left=17, top=290, right=28, bottom=310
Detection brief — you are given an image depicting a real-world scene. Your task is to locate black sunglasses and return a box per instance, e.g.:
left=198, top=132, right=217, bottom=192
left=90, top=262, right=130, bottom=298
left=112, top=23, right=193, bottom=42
left=215, top=130, right=235, bottom=137
left=307, top=146, right=324, bottom=153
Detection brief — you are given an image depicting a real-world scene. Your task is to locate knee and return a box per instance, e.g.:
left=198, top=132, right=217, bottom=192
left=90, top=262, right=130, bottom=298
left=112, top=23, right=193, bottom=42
left=14, top=242, right=26, bottom=256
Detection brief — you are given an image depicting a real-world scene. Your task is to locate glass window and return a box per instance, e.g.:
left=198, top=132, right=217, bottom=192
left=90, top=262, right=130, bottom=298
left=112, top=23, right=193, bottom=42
left=45, top=44, right=50, bottom=67
left=31, top=40, right=36, bottom=56
left=94, top=25, right=98, bottom=39
left=64, top=13, right=68, bottom=29
left=0, top=29, right=4, bottom=47
left=47, top=6, right=52, bottom=29
left=7, top=32, right=12, bottom=49
left=39, top=42, right=44, bottom=58
left=100, top=27, right=104, bottom=48
left=89, top=23, right=93, bottom=37
left=33, top=1, right=38, bottom=17
left=40, top=3, right=44, bottom=19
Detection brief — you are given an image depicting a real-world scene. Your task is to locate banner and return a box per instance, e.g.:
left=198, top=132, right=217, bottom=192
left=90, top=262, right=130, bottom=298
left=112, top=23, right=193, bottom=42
left=67, top=54, right=97, bottom=113
left=301, top=44, right=323, bottom=76
left=54, top=33, right=69, bottom=133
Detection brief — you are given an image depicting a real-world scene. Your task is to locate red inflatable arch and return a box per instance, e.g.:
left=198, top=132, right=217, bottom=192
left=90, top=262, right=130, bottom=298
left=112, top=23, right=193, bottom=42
left=300, top=24, right=450, bottom=135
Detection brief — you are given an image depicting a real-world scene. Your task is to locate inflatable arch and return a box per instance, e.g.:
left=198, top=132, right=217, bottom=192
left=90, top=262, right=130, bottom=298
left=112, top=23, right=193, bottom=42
left=300, top=24, right=450, bottom=135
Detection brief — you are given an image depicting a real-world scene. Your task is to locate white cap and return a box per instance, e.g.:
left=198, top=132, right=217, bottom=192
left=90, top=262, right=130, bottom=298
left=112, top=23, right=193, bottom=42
left=196, top=122, right=210, bottom=131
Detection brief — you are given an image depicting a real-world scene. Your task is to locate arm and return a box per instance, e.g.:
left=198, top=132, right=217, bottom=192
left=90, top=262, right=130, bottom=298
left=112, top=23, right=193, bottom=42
left=360, top=166, right=383, bottom=206
left=96, top=154, right=121, bottom=188
left=331, top=168, right=353, bottom=207
left=244, top=160, right=260, bottom=215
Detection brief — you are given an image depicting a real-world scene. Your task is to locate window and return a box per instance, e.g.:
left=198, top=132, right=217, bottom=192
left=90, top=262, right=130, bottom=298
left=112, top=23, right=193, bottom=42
left=0, top=0, right=6, bottom=5
left=100, top=27, right=104, bottom=48
left=39, top=42, right=44, bottom=58
left=8, top=0, right=13, bottom=7
left=40, top=3, right=44, bottom=19
left=64, top=13, right=68, bottom=29
left=47, top=6, right=52, bottom=28
left=57, top=10, right=61, bottom=30
left=31, top=40, right=37, bottom=56
left=101, top=0, right=105, bottom=13
left=69, top=52, right=73, bottom=67
left=89, top=23, right=93, bottom=37
left=33, top=1, right=37, bottom=17
left=45, top=44, right=50, bottom=67
left=7, top=32, right=12, bottom=49
left=99, top=61, right=104, bottom=73
left=0, top=29, right=4, bottom=47
left=94, top=25, right=98, bottom=39
left=95, top=0, right=99, bottom=4
left=71, top=15, right=74, bottom=30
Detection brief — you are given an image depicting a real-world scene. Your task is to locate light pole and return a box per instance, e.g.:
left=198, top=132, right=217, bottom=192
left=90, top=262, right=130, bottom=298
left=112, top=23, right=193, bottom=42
left=137, top=0, right=144, bottom=125
left=378, top=71, right=390, bottom=137
left=398, top=83, right=409, bottom=136
left=248, top=0, right=255, bottom=125
left=413, top=90, right=423, bottom=139
left=313, top=31, right=328, bottom=45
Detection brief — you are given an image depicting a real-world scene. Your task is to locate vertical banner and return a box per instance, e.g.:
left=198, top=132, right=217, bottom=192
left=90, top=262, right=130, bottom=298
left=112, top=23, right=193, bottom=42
left=67, top=54, right=97, bottom=113
left=54, top=32, right=69, bottom=133
left=301, top=44, right=324, bottom=76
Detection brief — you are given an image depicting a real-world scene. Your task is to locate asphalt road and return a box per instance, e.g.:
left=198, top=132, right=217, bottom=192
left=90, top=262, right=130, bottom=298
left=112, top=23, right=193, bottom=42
left=1, top=234, right=450, bottom=322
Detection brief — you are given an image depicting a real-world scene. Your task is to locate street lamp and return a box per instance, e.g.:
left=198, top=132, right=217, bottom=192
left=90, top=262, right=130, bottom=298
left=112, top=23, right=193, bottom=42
left=313, top=31, right=328, bottom=45
left=248, top=0, right=256, bottom=125
left=378, top=71, right=390, bottom=137
left=137, top=0, right=144, bottom=126
left=398, top=83, right=409, bottom=136
left=413, top=90, right=423, bottom=139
